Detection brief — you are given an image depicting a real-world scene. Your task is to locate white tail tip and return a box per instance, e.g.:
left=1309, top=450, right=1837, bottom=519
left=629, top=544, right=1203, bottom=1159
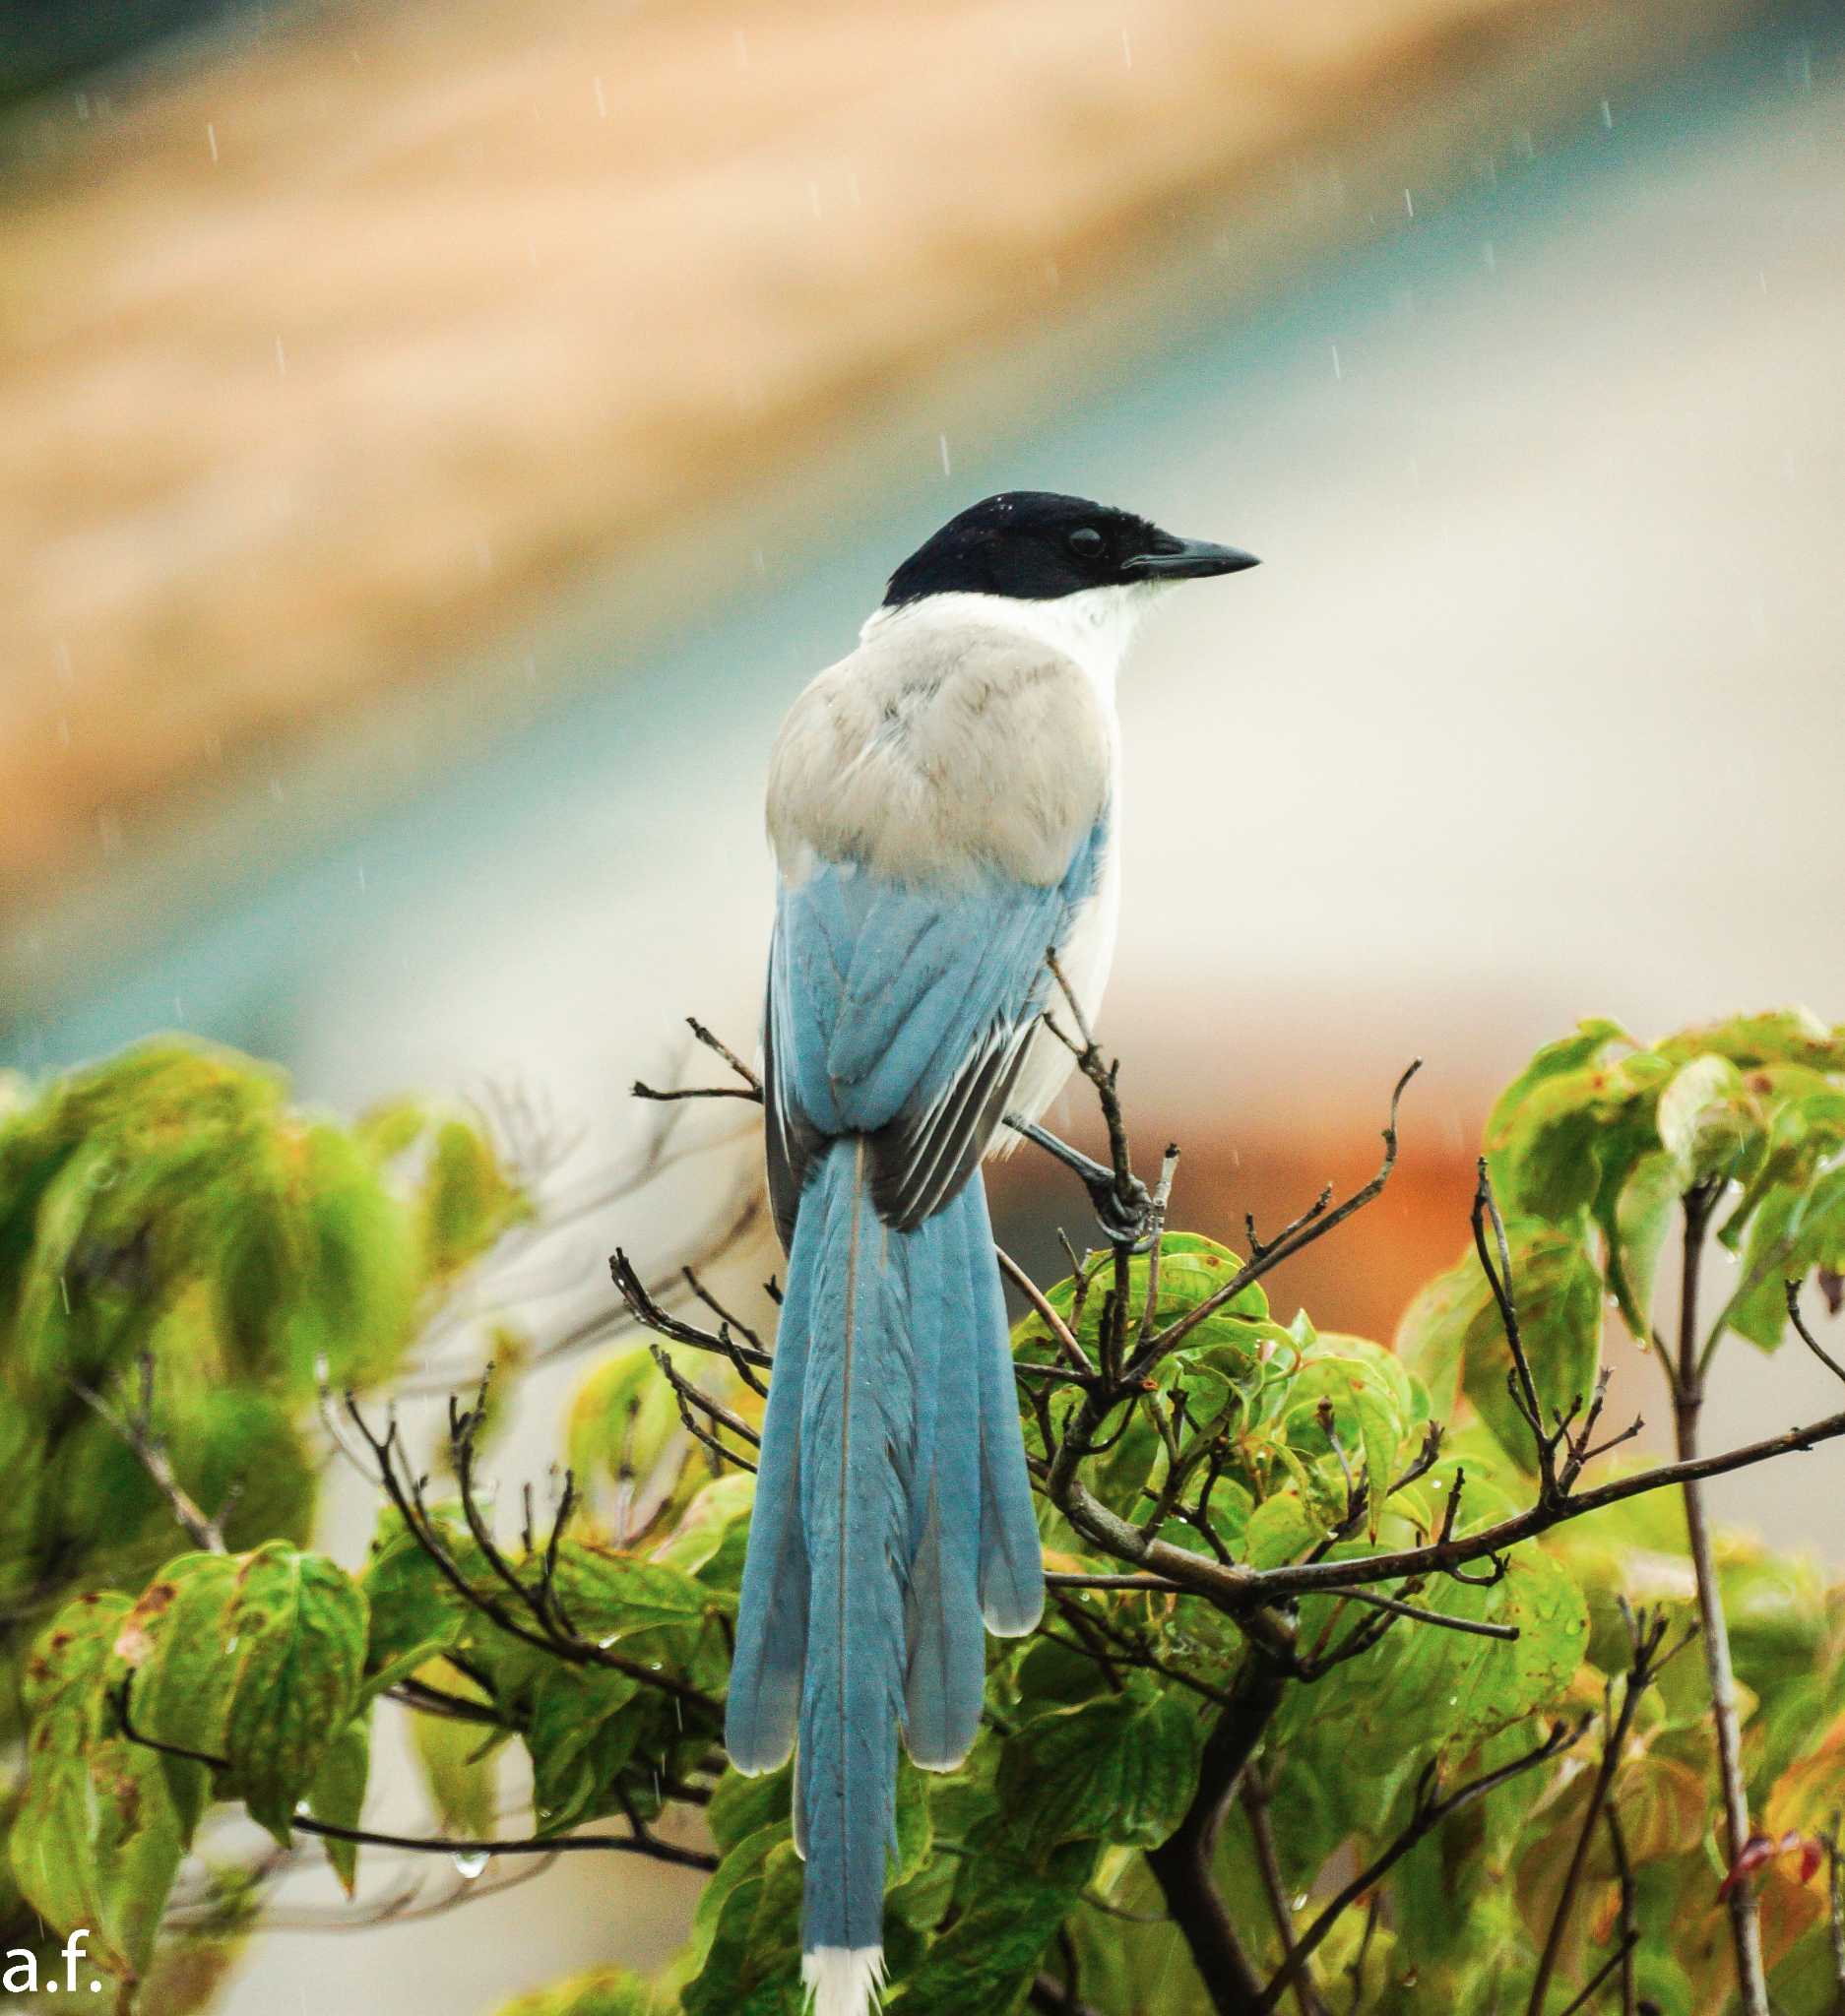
left=802, top=1945, right=885, bottom=2016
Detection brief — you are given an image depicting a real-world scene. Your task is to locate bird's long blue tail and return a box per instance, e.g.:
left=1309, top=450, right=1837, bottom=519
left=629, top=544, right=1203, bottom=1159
left=725, top=1138, right=1043, bottom=2015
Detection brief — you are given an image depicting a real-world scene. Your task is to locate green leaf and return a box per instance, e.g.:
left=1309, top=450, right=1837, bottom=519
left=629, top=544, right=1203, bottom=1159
left=112, top=1551, right=240, bottom=1846
left=1283, top=1546, right=1586, bottom=1760
left=682, top=1820, right=800, bottom=2015
left=420, top=1116, right=526, bottom=1283
left=1656, top=1007, right=1845, bottom=1074
left=1485, top=1022, right=1672, bottom=1224
left=359, top=1506, right=482, bottom=1670
left=1282, top=1347, right=1411, bottom=1536
left=1606, top=1150, right=1682, bottom=1337
left=307, top=1718, right=371, bottom=1897
left=491, top=1966, right=657, bottom=2016
left=220, top=1544, right=369, bottom=1843
left=998, top=1678, right=1202, bottom=1852
left=897, top=1839, right=1097, bottom=2016
left=409, top=1665, right=499, bottom=1840
left=654, top=1474, right=756, bottom=1589
left=10, top=1592, right=187, bottom=1983
left=567, top=1346, right=682, bottom=1491
left=708, top=1764, right=791, bottom=1855
left=1654, top=1054, right=1756, bottom=1186
left=525, top=1665, right=642, bottom=1834
left=548, top=1540, right=718, bottom=1645
left=1725, top=1166, right=1845, bottom=1351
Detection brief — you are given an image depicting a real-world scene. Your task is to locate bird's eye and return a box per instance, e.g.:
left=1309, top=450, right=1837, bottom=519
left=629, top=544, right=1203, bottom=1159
left=1067, top=527, right=1106, bottom=559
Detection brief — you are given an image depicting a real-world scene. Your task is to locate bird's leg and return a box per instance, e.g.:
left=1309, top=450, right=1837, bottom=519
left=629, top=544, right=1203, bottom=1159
left=1003, top=1114, right=1155, bottom=1249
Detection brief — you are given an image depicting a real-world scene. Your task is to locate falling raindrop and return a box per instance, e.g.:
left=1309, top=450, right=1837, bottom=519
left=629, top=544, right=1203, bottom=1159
left=1403, top=187, right=1415, bottom=220
left=594, top=76, right=607, bottom=119
left=206, top=121, right=219, bottom=164
left=1600, top=98, right=1614, bottom=129
left=453, top=1850, right=491, bottom=1880
left=1329, top=343, right=1343, bottom=381
left=938, top=434, right=953, bottom=476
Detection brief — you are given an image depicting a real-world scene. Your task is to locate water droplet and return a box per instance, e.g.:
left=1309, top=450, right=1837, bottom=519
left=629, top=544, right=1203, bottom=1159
left=453, top=1850, right=490, bottom=1880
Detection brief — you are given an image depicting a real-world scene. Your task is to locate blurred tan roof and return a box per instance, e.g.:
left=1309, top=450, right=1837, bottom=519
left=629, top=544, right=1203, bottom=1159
left=1, top=0, right=1750, bottom=955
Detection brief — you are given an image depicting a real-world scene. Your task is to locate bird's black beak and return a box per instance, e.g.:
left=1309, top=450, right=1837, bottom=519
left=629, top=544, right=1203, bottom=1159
left=1123, top=533, right=1261, bottom=581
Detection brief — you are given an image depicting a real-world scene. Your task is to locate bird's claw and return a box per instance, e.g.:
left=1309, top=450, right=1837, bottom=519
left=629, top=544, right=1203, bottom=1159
left=1087, top=1172, right=1157, bottom=1251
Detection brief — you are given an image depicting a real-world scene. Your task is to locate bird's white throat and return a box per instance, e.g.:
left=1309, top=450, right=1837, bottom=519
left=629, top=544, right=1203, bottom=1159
left=861, top=583, right=1155, bottom=704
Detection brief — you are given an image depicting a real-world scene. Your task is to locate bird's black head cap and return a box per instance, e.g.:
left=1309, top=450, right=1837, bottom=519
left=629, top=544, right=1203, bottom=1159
left=882, top=491, right=1258, bottom=607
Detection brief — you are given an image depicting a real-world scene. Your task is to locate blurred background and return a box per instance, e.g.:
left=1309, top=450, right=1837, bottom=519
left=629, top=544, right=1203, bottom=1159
left=3, top=0, right=1843, bottom=2006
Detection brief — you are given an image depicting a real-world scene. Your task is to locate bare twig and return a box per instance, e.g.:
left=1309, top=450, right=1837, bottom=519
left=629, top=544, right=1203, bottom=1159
left=1789, top=1281, right=1845, bottom=1388
left=343, top=1392, right=720, bottom=1716
left=646, top=1342, right=761, bottom=1476
left=1245, top=1768, right=1327, bottom=2016
left=1526, top=1606, right=1680, bottom=2014
left=1552, top=1937, right=1639, bottom=2016
left=609, top=1248, right=773, bottom=1375
left=114, top=1678, right=717, bottom=1871
left=1606, top=1807, right=1639, bottom=2016
left=1132, top=1061, right=1421, bottom=1372
left=632, top=1017, right=763, bottom=1103
left=1256, top=1722, right=1583, bottom=2011
left=74, top=1354, right=226, bottom=1553
left=1000, top=1245, right=1098, bottom=1379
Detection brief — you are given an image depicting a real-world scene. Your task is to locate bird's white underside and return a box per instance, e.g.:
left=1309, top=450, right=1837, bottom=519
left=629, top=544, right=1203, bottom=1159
left=863, top=586, right=1146, bottom=1141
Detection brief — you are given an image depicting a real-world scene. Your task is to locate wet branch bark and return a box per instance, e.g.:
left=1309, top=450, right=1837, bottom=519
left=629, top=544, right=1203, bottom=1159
left=1144, top=1651, right=1291, bottom=2016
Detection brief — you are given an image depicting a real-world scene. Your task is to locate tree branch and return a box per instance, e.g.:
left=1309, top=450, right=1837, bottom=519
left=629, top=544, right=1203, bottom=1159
left=1675, top=1182, right=1770, bottom=2016
left=1145, top=1651, right=1291, bottom=2016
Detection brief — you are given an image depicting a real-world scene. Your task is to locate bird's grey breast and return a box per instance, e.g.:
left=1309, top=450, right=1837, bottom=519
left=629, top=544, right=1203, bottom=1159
left=766, top=617, right=1113, bottom=890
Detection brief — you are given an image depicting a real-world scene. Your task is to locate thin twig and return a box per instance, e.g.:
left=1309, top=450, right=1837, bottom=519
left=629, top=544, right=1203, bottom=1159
left=1525, top=1607, right=1675, bottom=2014
left=1245, top=1769, right=1326, bottom=2016
left=1000, top=1245, right=1097, bottom=1379
left=1788, top=1281, right=1845, bottom=1387
left=73, top=1355, right=225, bottom=1553
left=113, top=1679, right=717, bottom=1871
left=1256, top=1722, right=1582, bottom=2011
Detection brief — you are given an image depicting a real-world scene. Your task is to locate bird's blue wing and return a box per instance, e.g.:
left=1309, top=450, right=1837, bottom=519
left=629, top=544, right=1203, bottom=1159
left=765, top=818, right=1108, bottom=1236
